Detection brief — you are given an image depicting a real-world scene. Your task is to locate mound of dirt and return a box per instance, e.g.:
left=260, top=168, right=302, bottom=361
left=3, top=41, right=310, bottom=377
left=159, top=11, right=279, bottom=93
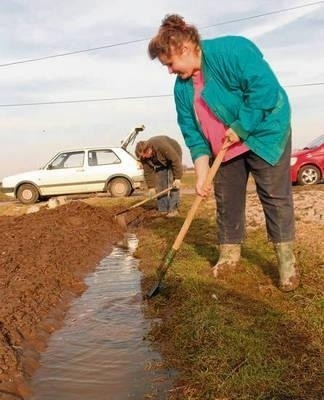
left=0, top=201, right=125, bottom=399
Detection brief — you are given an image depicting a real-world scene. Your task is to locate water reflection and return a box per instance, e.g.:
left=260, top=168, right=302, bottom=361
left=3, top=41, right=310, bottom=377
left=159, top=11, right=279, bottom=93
left=30, top=234, right=172, bottom=400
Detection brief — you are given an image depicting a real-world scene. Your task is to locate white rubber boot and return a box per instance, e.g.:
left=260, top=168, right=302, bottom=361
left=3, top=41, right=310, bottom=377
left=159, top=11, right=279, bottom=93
left=274, top=242, right=300, bottom=292
left=212, top=244, right=241, bottom=279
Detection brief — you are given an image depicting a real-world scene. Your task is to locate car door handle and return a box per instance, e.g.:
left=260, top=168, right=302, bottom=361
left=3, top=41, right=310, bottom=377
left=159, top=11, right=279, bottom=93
left=76, top=169, right=85, bottom=172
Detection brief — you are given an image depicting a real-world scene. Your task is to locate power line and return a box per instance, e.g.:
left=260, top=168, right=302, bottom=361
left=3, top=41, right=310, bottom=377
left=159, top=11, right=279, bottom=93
left=285, top=82, right=324, bottom=87
left=200, top=1, right=324, bottom=29
left=0, top=38, right=148, bottom=68
left=0, top=1, right=322, bottom=68
left=0, top=94, right=172, bottom=108
left=0, top=82, right=323, bottom=108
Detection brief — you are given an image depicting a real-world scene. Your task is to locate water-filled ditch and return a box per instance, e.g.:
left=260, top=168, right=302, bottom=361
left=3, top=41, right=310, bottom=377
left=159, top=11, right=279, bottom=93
left=30, top=234, right=172, bottom=399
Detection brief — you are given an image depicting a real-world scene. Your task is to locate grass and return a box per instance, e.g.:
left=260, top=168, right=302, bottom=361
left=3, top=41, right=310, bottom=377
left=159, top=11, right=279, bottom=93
left=136, top=194, right=323, bottom=400
left=181, top=170, right=196, bottom=189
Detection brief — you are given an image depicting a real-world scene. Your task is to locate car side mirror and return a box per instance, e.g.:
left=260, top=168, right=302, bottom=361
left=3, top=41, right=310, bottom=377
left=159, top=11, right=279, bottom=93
left=47, top=164, right=53, bottom=170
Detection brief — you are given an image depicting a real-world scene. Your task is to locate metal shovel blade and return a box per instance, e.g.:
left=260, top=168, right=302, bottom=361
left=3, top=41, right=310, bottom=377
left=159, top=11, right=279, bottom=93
left=146, top=280, right=161, bottom=299
left=145, top=248, right=176, bottom=299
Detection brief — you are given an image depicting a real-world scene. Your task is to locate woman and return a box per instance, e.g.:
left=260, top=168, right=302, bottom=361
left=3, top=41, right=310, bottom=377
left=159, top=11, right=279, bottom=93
left=148, top=14, right=299, bottom=291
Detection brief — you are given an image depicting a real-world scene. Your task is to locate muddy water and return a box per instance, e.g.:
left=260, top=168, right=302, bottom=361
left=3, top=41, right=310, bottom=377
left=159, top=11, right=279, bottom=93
left=30, top=234, right=172, bottom=400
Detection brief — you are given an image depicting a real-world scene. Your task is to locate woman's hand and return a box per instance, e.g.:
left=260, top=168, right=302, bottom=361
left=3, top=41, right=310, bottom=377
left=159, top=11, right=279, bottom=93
left=223, top=128, right=240, bottom=148
left=196, top=177, right=212, bottom=198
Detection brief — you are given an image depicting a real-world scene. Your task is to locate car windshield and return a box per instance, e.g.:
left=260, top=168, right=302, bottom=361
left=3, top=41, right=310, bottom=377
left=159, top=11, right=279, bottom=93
left=50, top=152, right=84, bottom=169
left=304, top=135, right=324, bottom=149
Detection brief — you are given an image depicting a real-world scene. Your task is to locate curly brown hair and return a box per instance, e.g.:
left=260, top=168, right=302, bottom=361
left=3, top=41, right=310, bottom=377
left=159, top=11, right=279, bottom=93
left=148, top=14, right=200, bottom=59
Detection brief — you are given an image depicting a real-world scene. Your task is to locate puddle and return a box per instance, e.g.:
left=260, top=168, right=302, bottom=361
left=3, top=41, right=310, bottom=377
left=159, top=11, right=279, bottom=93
left=30, top=234, right=173, bottom=399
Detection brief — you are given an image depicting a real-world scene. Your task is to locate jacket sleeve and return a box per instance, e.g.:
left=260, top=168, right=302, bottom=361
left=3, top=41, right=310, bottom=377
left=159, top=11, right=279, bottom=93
left=228, top=39, right=281, bottom=141
left=174, top=82, right=211, bottom=163
left=159, top=141, right=183, bottom=180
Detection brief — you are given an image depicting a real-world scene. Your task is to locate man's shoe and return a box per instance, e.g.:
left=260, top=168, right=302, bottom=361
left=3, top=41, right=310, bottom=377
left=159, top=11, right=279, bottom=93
left=151, top=210, right=168, bottom=217
left=166, top=210, right=180, bottom=218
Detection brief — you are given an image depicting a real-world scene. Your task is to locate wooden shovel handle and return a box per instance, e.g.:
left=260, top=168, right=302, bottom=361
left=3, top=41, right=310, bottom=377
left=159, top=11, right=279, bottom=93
left=115, top=186, right=174, bottom=216
left=172, top=145, right=228, bottom=251
left=129, top=186, right=173, bottom=208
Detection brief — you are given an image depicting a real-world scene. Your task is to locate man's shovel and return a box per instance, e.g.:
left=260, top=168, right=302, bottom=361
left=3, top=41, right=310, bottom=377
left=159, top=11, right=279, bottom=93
left=114, top=186, right=173, bottom=228
left=146, top=143, right=228, bottom=299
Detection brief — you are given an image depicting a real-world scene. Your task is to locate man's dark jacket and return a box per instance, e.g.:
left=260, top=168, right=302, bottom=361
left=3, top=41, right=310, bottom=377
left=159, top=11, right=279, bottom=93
left=141, top=136, right=183, bottom=188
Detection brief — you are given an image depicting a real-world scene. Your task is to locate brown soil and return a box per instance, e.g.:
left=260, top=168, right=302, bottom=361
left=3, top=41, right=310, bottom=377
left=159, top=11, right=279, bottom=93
left=0, top=201, right=126, bottom=399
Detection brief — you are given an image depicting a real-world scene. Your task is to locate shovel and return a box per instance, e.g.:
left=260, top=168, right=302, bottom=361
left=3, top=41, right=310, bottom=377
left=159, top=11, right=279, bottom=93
left=146, top=143, right=228, bottom=299
left=114, top=186, right=173, bottom=228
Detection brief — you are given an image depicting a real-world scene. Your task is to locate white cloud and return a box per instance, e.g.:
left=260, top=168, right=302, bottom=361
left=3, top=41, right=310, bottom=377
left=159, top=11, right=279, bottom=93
left=238, top=3, right=323, bottom=40
left=0, top=0, right=323, bottom=178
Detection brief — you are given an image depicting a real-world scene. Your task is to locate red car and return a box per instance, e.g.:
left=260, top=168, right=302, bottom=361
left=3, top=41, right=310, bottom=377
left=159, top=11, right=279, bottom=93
left=290, top=135, right=324, bottom=185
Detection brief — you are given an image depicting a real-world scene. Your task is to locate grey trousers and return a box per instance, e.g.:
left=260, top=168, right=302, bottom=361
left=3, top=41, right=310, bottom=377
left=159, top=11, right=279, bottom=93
left=214, top=137, right=295, bottom=244
left=155, top=168, right=180, bottom=212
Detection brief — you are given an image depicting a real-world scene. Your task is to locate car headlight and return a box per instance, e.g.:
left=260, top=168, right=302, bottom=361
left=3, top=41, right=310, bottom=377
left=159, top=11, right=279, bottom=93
left=290, top=157, right=297, bottom=166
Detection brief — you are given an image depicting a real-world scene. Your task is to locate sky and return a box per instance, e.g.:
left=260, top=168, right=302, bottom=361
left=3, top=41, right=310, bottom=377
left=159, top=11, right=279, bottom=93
left=0, top=0, right=323, bottom=178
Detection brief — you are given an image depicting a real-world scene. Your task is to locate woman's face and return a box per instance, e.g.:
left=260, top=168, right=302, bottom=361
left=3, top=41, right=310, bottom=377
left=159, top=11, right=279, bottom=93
left=159, top=43, right=201, bottom=80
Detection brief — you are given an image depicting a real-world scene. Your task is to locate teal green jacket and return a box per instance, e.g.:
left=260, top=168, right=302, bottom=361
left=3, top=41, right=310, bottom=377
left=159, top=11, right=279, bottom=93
left=174, top=36, right=291, bottom=165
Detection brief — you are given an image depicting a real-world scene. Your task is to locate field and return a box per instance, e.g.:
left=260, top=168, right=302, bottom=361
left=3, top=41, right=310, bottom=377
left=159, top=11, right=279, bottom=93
left=0, top=177, right=323, bottom=399
left=136, top=188, right=323, bottom=399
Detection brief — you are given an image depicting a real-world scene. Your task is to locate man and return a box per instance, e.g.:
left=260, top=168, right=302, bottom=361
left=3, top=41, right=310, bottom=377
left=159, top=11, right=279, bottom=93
left=135, top=135, right=182, bottom=217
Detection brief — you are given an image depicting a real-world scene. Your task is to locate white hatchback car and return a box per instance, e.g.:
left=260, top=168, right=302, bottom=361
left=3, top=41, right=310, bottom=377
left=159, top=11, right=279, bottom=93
left=1, top=125, right=145, bottom=204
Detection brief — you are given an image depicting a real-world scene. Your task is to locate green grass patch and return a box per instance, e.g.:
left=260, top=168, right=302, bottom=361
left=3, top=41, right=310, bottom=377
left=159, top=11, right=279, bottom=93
left=181, top=171, right=196, bottom=189
left=138, top=194, right=323, bottom=399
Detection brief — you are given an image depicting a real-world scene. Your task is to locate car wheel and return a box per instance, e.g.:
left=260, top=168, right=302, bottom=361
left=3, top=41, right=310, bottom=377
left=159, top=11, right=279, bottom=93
left=16, top=183, right=39, bottom=204
left=297, top=165, right=321, bottom=185
left=108, top=177, right=132, bottom=197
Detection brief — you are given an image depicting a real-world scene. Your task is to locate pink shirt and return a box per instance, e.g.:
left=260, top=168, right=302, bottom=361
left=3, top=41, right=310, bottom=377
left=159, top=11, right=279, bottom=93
left=192, top=70, right=249, bottom=162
